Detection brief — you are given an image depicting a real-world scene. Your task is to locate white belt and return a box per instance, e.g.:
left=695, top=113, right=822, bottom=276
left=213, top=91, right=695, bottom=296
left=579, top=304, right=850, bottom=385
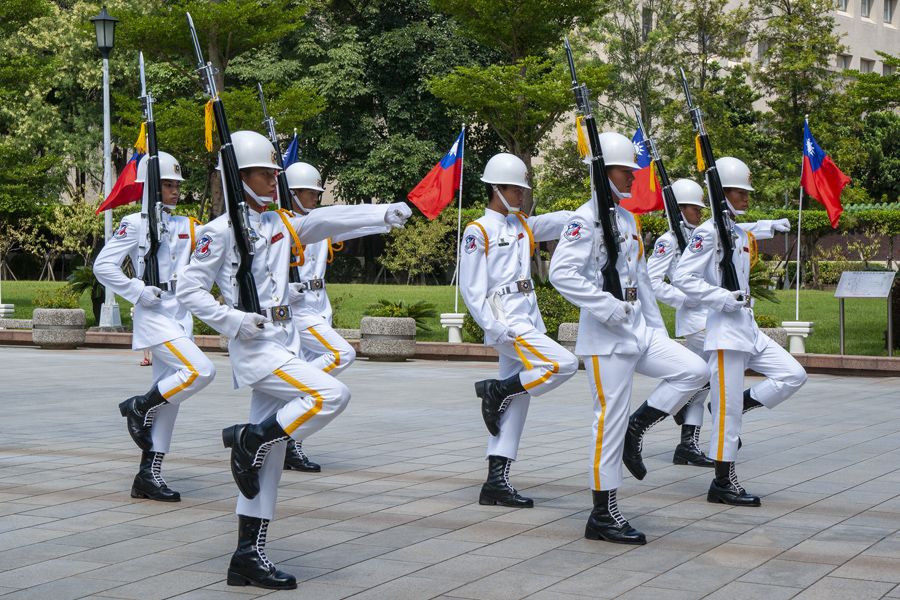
left=300, top=278, right=325, bottom=291
left=490, top=279, right=534, bottom=296
left=158, top=279, right=177, bottom=293
left=261, top=304, right=292, bottom=323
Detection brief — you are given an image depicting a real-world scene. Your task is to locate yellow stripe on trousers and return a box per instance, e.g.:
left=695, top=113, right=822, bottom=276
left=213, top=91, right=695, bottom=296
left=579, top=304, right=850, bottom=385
left=516, top=337, right=559, bottom=391
left=273, top=369, right=324, bottom=435
left=307, top=327, right=341, bottom=373
left=591, top=356, right=607, bottom=491
left=716, top=350, right=726, bottom=461
left=161, top=341, right=198, bottom=401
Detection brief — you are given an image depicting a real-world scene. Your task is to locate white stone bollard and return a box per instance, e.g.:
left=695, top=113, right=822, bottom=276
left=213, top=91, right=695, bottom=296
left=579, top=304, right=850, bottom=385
left=781, top=321, right=814, bottom=354
left=32, top=308, right=86, bottom=349
left=440, top=313, right=466, bottom=343
left=360, top=317, right=416, bottom=361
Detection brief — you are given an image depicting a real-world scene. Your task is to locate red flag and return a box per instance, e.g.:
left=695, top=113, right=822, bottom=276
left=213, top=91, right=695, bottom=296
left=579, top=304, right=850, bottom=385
left=620, top=129, right=663, bottom=214
left=408, top=131, right=464, bottom=219
left=95, top=151, right=145, bottom=214
left=800, top=121, right=849, bottom=228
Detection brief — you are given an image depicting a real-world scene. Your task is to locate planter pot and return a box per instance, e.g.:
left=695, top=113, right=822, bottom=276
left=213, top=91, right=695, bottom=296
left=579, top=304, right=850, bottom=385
left=32, top=308, right=86, bottom=349
left=359, top=317, right=416, bottom=362
left=760, top=327, right=788, bottom=349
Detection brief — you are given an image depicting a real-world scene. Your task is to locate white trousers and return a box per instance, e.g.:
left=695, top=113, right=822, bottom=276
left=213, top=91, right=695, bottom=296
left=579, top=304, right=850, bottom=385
left=298, top=323, right=356, bottom=377
left=587, top=328, right=709, bottom=490
left=236, top=357, right=350, bottom=520
left=682, top=332, right=712, bottom=428
left=708, top=336, right=808, bottom=462
left=486, top=328, right=578, bottom=461
left=148, top=336, right=216, bottom=454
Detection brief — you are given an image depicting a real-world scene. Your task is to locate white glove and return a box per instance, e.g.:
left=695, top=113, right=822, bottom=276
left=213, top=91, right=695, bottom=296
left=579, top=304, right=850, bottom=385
left=682, top=296, right=702, bottom=309
left=236, top=312, right=268, bottom=339
left=288, top=282, right=305, bottom=305
left=498, top=326, right=519, bottom=345
left=385, top=202, right=413, bottom=228
left=722, top=291, right=746, bottom=313
left=773, top=218, right=791, bottom=232
left=605, top=301, right=632, bottom=325
left=137, top=285, right=162, bottom=308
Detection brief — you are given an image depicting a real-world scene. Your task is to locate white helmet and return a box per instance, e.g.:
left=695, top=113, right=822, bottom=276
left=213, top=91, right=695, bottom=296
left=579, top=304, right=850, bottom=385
left=135, top=151, right=184, bottom=183
left=480, top=153, right=531, bottom=189
left=671, top=179, right=705, bottom=208
left=716, top=157, right=754, bottom=191
left=217, top=130, right=279, bottom=171
left=285, top=162, right=325, bottom=192
left=598, top=132, right=639, bottom=169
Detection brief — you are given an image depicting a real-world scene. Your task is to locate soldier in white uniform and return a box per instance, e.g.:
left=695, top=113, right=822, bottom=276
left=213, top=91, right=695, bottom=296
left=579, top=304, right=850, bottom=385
left=460, top=153, right=578, bottom=508
left=647, top=179, right=792, bottom=468
left=176, top=131, right=411, bottom=590
left=672, top=157, right=807, bottom=506
left=280, top=161, right=390, bottom=472
left=549, top=133, right=709, bottom=544
left=94, top=152, right=214, bottom=503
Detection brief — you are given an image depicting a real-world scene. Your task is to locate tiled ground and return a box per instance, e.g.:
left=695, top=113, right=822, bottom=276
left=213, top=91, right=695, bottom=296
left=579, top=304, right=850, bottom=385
left=1, top=345, right=900, bottom=599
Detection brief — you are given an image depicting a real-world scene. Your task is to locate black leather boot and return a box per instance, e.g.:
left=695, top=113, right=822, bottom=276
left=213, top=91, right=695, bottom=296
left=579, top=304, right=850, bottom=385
left=283, top=439, right=320, bottom=472
left=743, top=389, right=764, bottom=413
left=479, top=455, right=533, bottom=508
left=118, top=386, right=167, bottom=451
left=673, top=383, right=710, bottom=426
left=475, top=375, right=526, bottom=436
left=623, top=401, right=668, bottom=480
left=226, top=515, right=297, bottom=590
left=131, top=451, right=180, bottom=501
left=708, top=461, right=761, bottom=506
left=673, top=424, right=714, bottom=467
left=585, top=489, right=646, bottom=545
left=222, top=414, right=291, bottom=500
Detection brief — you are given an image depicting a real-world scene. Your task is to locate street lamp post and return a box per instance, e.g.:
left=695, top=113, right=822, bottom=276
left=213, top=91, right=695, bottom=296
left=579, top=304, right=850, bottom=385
left=91, top=6, right=121, bottom=328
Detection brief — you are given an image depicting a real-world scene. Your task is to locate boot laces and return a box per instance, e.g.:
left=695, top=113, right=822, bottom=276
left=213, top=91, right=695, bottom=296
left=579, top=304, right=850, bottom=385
left=502, top=459, right=517, bottom=493
left=607, top=489, right=628, bottom=527
left=637, top=415, right=667, bottom=454
left=143, top=404, right=161, bottom=428
left=253, top=436, right=290, bottom=468
left=499, top=391, right=526, bottom=414
left=690, top=425, right=703, bottom=454
left=255, top=519, right=276, bottom=571
left=728, top=462, right=745, bottom=494
left=150, top=452, right=167, bottom=487
left=292, top=440, right=308, bottom=461
left=688, top=382, right=711, bottom=406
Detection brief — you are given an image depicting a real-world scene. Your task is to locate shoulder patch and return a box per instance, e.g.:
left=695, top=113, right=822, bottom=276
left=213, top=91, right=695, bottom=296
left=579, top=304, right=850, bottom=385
left=563, top=221, right=584, bottom=241
left=653, top=239, right=672, bottom=257
left=114, top=221, right=128, bottom=239
left=463, top=234, right=478, bottom=254
left=194, top=234, right=213, bottom=260
left=688, top=233, right=704, bottom=253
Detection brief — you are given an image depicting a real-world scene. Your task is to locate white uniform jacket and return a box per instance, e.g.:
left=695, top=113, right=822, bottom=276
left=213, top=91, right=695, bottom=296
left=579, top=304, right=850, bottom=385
left=94, top=211, right=199, bottom=349
left=460, top=209, right=572, bottom=345
left=291, top=218, right=389, bottom=329
left=176, top=204, right=390, bottom=388
left=549, top=201, right=665, bottom=357
left=672, top=217, right=766, bottom=353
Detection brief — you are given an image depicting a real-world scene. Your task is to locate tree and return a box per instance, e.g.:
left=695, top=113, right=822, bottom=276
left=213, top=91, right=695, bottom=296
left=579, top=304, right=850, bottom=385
left=845, top=51, right=900, bottom=115
left=853, top=112, right=900, bottom=202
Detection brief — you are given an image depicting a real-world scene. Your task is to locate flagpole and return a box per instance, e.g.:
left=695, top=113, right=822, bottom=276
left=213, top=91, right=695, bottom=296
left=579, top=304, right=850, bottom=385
left=454, top=124, right=466, bottom=313
left=795, top=115, right=808, bottom=321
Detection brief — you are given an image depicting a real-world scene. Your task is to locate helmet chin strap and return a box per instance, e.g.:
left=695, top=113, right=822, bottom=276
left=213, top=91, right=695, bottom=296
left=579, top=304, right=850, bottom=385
left=291, top=191, right=311, bottom=215
left=608, top=178, right=631, bottom=200
left=726, top=199, right=745, bottom=216
left=492, top=185, right=521, bottom=213
left=242, top=181, right=274, bottom=206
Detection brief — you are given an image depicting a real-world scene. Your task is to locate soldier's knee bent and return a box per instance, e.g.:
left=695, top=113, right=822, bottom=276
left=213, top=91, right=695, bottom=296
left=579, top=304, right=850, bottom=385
left=192, top=357, right=216, bottom=389
left=558, top=351, right=579, bottom=377
left=342, top=345, right=357, bottom=367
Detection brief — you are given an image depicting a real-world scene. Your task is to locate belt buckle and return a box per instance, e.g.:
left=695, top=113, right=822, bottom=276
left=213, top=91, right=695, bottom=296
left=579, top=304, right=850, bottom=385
left=516, top=280, right=533, bottom=293
left=158, top=281, right=175, bottom=293
left=624, top=287, right=637, bottom=302
left=310, top=279, right=324, bottom=291
left=269, top=305, right=292, bottom=322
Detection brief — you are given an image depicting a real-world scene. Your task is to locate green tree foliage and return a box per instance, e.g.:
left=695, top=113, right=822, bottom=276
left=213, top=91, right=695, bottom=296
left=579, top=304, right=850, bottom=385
left=852, top=112, right=900, bottom=202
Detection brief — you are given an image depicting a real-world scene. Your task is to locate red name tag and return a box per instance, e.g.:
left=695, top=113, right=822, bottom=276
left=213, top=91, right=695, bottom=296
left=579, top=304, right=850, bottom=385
left=518, top=233, right=524, bottom=240
left=743, top=247, right=749, bottom=252
left=272, top=232, right=284, bottom=244
left=632, top=235, right=639, bottom=241
left=178, top=234, right=189, bottom=239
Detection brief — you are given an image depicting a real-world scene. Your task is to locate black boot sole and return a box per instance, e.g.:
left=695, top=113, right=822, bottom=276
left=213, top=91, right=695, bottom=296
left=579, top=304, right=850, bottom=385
left=284, top=463, right=321, bottom=472
left=478, top=493, right=533, bottom=508
left=584, top=524, right=646, bottom=545
left=226, top=569, right=297, bottom=590
left=131, top=485, right=180, bottom=502
left=622, top=457, right=647, bottom=481
left=707, top=489, right=761, bottom=506
left=673, top=455, right=715, bottom=467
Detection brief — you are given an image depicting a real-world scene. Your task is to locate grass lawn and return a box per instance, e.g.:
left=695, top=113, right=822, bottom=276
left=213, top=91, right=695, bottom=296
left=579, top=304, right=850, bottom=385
left=2, top=282, right=894, bottom=355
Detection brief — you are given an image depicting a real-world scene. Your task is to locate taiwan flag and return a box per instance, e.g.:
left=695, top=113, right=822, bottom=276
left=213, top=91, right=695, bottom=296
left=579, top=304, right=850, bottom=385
left=408, top=130, right=464, bottom=219
left=801, top=120, right=849, bottom=228
left=95, top=151, right=145, bottom=214
left=620, top=129, right=663, bottom=215
left=282, top=133, right=299, bottom=168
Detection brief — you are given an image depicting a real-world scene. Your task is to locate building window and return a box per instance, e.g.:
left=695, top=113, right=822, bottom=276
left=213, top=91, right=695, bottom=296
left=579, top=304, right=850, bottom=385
left=642, top=5, right=652, bottom=42
left=886, top=0, right=896, bottom=23
left=837, top=54, right=853, bottom=69
left=862, top=0, right=872, bottom=17
left=885, top=63, right=895, bottom=75
left=838, top=0, right=849, bottom=10
left=860, top=58, right=875, bottom=73
left=759, top=39, right=773, bottom=65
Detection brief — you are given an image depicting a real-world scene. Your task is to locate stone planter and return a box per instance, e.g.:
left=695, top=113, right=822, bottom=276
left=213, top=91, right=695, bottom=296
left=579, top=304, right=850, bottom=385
left=557, top=322, right=584, bottom=369
left=359, top=317, right=416, bottom=362
left=219, top=334, right=230, bottom=353
left=760, top=327, right=788, bottom=349
left=32, top=308, right=86, bottom=349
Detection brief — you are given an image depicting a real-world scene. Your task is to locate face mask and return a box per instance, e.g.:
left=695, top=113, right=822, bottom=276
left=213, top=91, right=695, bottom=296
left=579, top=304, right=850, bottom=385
left=242, top=181, right=274, bottom=206
left=493, top=185, right=521, bottom=212
left=608, top=178, right=631, bottom=200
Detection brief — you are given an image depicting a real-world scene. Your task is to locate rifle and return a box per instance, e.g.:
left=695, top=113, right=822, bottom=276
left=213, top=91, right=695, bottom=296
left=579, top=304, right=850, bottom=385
left=679, top=68, right=740, bottom=292
left=632, top=106, right=689, bottom=252
left=564, top=37, right=623, bottom=301
left=258, top=83, right=300, bottom=283
left=187, top=12, right=261, bottom=314
left=137, top=52, right=165, bottom=289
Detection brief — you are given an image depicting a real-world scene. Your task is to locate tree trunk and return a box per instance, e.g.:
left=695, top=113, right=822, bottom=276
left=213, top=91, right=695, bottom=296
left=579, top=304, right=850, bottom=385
left=520, top=149, right=535, bottom=215
left=209, top=170, right=225, bottom=218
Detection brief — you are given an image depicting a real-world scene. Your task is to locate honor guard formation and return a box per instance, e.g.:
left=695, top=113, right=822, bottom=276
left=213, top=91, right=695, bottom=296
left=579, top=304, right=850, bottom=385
left=92, top=24, right=809, bottom=591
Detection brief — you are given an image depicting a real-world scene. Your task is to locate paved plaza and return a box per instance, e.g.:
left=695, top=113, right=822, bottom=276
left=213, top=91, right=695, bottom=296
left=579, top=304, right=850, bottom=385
left=2, top=346, right=900, bottom=599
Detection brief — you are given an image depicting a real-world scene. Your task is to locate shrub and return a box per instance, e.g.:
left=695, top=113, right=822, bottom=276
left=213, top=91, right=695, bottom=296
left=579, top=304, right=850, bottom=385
left=192, top=315, right=218, bottom=336
left=328, top=255, right=365, bottom=283
left=33, top=287, right=79, bottom=309
left=364, top=299, right=438, bottom=332
left=330, top=292, right=354, bottom=329
left=462, top=286, right=579, bottom=342
left=67, top=265, right=104, bottom=323
left=755, top=313, right=779, bottom=329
